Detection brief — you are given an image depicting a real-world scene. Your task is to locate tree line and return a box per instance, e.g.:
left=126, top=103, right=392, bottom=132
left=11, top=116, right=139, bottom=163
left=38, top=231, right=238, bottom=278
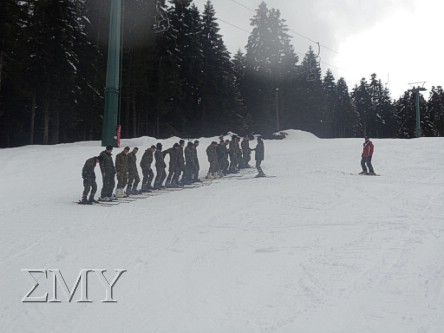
left=1, top=0, right=443, bottom=147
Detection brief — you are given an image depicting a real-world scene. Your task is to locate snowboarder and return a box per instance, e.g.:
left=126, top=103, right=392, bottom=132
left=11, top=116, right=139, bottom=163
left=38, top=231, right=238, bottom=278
left=360, top=136, right=375, bottom=175
left=251, top=136, right=265, bottom=177
left=115, top=146, right=130, bottom=198
left=140, top=145, right=156, bottom=192
left=80, top=155, right=103, bottom=204
left=127, top=147, right=140, bottom=194
left=154, top=143, right=167, bottom=189
left=99, top=145, right=116, bottom=201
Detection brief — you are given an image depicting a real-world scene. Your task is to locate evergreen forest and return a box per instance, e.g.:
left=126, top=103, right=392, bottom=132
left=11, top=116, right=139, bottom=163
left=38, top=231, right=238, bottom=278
left=1, top=0, right=443, bottom=147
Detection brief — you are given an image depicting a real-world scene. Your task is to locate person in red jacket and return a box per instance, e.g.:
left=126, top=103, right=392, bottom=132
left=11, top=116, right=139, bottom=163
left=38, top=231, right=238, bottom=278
left=360, top=136, right=375, bottom=175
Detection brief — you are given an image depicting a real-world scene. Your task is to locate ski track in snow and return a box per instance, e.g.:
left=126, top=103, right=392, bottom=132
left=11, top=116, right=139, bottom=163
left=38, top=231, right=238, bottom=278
left=0, top=130, right=443, bottom=332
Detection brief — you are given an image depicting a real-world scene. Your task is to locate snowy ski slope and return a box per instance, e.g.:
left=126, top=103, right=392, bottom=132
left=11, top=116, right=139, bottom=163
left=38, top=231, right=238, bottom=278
left=0, top=130, right=443, bottom=332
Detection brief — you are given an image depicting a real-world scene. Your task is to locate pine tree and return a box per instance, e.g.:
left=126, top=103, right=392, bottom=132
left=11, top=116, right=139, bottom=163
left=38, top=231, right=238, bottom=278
left=351, top=78, right=372, bottom=137
left=291, top=46, right=323, bottom=136
left=244, top=1, right=298, bottom=134
left=321, top=69, right=337, bottom=137
left=163, top=0, right=204, bottom=135
left=394, top=88, right=427, bottom=138
left=334, top=77, right=356, bottom=137
left=0, top=0, right=28, bottom=146
left=427, top=86, right=444, bottom=136
left=200, top=0, right=240, bottom=135
left=120, top=0, right=156, bottom=138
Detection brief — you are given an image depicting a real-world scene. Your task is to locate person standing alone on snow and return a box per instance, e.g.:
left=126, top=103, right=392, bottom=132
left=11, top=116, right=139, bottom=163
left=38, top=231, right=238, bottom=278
left=360, top=136, right=376, bottom=175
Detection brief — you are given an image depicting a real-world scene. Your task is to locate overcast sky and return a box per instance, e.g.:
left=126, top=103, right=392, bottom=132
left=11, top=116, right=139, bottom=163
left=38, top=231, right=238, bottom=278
left=192, top=0, right=443, bottom=99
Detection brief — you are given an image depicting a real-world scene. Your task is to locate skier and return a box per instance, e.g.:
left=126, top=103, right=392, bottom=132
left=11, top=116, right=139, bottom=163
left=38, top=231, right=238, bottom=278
left=176, top=140, right=186, bottom=184
left=228, top=135, right=238, bottom=173
left=99, top=145, right=116, bottom=201
left=140, top=145, right=156, bottom=192
left=115, top=146, right=130, bottom=198
left=192, top=140, right=201, bottom=182
left=251, top=136, right=265, bottom=177
left=183, top=141, right=195, bottom=185
left=360, top=136, right=376, bottom=175
left=127, top=147, right=140, bottom=194
left=80, top=155, right=103, bottom=204
left=163, top=143, right=181, bottom=187
left=235, top=136, right=243, bottom=170
left=206, top=141, right=219, bottom=179
left=241, top=135, right=251, bottom=168
left=216, top=139, right=229, bottom=176
left=154, top=143, right=167, bottom=189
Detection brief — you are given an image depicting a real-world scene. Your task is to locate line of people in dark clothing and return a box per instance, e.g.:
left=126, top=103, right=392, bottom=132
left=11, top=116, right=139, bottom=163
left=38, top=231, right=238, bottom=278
left=80, top=135, right=265, bottom=204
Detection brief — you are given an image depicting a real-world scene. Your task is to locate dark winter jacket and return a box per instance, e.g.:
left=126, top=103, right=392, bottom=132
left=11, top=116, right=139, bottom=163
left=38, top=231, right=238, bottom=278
left=254, top=141, right=264, bottom=161
left=99, top=150, right=115, bottom=176
left=163, top=147, right=179, bottom=169
left=115, top=151, right=128, bottom=174
left=127, top=152, right=138, bottom=174
left=206, top=145, right=217, bottom=163
left=241, top=139, right=250, bottom=154
left=155, top=149, right=166, bottom=168
left=191, top=146, right=200, bottom=168
left=82, top=157, right=97, bottom=179
left=140, top=150, right=154, bottom=170
left=185, top=146, right=195, bottom=166
left=178, top=146, right=185, bottom=170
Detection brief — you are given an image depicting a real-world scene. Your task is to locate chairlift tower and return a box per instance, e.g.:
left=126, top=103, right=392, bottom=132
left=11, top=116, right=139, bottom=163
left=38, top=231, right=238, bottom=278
left=409, top=82, right=427, bottom=138
left=102, top=0, right=122, bottom=147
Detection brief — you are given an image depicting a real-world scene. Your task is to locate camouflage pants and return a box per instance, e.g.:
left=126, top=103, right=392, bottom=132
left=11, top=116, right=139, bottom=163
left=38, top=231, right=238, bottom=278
left=155, top=166, right=166, bottom=186
left=256, top=160, right=264, bottom=174
left=166, top=164, right=176, bottom=183
left=209, top=160, right=219, bottom=174
left=229, top=153, right=237, bottom=172
left=128, top=170, right=140, bottom=188
left=172, top=165, right=183, bottom=183
left=116, top=172, right=128, bottom=189
left=82, top=177, right=97, bottom=197
left=142, top=168, right=154, bottom=187
left=101, top=174, right=115, bottom=198
left=242, top=152, right=251, bottom=167
left=218, top=157, right=229, bottom=174
left=194, top=162, right=200, bottom=180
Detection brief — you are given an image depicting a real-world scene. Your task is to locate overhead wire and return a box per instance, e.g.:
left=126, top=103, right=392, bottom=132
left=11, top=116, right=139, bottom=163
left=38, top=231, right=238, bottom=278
left=226, top=0, right=341, bottom=56
left=215, top=11, right=353, bottom=77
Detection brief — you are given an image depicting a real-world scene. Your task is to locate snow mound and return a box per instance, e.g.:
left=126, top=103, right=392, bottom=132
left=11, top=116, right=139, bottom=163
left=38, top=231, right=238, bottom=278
left=279, top=129, right=319, bottom=141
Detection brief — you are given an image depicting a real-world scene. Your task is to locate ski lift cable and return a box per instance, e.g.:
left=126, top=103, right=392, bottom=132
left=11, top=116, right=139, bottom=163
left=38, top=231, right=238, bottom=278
left=218, top=18, right=251, bottom=34
left=226, top=0, right=341, bottom=56
left=217, top=16, right=352, bottom=76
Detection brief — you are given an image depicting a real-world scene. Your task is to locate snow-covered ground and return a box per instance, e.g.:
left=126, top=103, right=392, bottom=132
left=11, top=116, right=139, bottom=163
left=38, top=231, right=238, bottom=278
left=1, top=130, right=443, bottom=333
